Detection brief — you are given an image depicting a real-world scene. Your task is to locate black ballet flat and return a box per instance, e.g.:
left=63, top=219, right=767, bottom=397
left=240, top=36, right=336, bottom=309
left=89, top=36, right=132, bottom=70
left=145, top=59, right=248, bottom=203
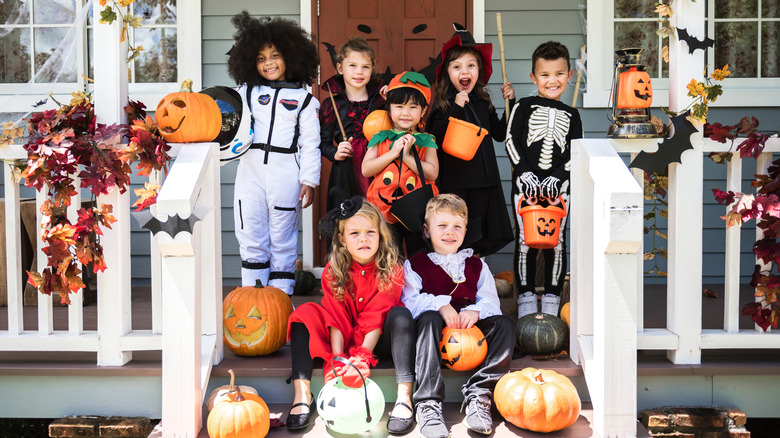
left=286, top=393, right=315, bottom=430
left=387, top=401, right=415, bottom=434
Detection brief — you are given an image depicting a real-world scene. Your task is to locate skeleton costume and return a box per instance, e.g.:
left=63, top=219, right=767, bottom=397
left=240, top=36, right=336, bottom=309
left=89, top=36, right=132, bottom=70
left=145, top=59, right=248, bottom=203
left=233, top=82, right=321, bottom=294
left=505, top=95, right=582, bottom=296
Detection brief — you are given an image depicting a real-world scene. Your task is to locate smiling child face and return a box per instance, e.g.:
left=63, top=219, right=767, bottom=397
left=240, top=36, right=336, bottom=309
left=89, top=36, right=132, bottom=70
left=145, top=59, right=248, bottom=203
left=256, top=44, right=286, bottom=81
left=530, top=57, right=572, bottom=101
left=337, top=50, right=373, bottom=92
left=424, top=210, right=467, bottom=255
left=447, top=52, right=481, bottom=94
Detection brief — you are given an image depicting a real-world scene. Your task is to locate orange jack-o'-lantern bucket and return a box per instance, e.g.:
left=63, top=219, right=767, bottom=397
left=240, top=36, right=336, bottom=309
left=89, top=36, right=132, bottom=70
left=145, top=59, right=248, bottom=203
left=441, top=104, right=487, bottom=161
left=517, top=196, right=567, bottom=249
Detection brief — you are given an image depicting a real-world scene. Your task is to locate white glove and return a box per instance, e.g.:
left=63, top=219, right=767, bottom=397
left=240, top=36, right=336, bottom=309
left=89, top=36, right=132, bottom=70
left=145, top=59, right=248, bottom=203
left=540, top=176, right=561, bottom=200
left=519, top=172, right=541, bottom=199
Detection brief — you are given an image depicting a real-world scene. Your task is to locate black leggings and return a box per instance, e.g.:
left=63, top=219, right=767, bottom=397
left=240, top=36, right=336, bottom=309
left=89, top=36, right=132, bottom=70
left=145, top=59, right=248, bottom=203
left=290, top=306, right=415, bottom=383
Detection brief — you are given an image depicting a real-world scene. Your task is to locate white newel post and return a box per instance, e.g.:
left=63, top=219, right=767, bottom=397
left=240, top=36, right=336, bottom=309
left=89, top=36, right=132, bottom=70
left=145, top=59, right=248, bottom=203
left=666, top=0, right=704, bottom=364
left=4, top=163, right=23, bottom=334
left=93, top=2, right=132, bottom=366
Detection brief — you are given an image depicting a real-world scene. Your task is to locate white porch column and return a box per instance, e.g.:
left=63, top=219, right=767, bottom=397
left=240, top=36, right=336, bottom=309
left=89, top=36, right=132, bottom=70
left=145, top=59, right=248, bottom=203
left=666, top=0, right=704, bottom=364
left=93, top=2, right=132, bottom=366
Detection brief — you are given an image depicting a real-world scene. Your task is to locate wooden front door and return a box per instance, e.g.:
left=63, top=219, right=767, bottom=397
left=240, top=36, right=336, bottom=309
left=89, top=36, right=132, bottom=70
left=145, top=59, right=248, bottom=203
left=312, top=0, right=472, bottom=265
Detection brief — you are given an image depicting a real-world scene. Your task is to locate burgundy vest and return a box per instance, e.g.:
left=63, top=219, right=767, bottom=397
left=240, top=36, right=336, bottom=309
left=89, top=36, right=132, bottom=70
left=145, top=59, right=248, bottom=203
left=408, top=253, right=482, bottom=312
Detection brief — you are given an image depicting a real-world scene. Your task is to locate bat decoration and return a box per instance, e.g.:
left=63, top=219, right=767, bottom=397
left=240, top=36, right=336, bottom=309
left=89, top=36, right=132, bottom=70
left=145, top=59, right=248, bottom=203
left=629, top=112, right=698, bottom=174
left=676, top=27, right=715, bottom=54
left=132, top=205, right=213, bottom=238
left=32, top=98, right=48, bottom=108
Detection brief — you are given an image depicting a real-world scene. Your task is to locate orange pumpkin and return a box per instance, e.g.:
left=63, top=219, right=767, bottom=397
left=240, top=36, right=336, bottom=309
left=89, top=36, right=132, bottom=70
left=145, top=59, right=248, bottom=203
left=365, top=140, right=438, bottom=223
left=494, top=367, right=581, bottom=433
left=207, top=383, right=270, bottom=438
left=439, top=326, right=488, bottom=371
left=617, top=67, right=653, bottom=109
left=495, top=271, right=514, bottom=286
left=362, top=110, right=392, bottom=140
left=206, top=369, right=259, bottom=411
left=156, top=79, right=222, bottom=143
left=560, top=302, right=570, bottom=326
left=223, top=281, right=293, bottom=356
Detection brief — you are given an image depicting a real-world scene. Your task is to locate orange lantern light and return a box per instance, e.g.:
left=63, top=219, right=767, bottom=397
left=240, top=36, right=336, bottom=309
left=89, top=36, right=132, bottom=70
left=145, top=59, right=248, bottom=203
left=617, top=67, right=653, bottom=109
left=607, top=48, right=658, bottom=138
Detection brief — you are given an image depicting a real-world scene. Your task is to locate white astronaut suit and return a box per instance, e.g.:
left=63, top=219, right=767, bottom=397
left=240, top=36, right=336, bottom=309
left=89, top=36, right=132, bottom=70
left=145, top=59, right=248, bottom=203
left=233, top=82, right=320, bottom=294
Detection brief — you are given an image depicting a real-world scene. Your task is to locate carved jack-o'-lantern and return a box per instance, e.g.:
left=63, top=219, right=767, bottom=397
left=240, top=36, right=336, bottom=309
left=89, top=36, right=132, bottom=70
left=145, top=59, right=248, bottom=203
left=156, top=79, right=222, bottom=143
left=439, top=326, right=488, bottom=371
left=365, top=143, right=438, bottom=223
left=536, top=216, right=558, bottom=237
left=617, top=67, right=653, bottom=109
left=222, top=281, right=293, bottom=356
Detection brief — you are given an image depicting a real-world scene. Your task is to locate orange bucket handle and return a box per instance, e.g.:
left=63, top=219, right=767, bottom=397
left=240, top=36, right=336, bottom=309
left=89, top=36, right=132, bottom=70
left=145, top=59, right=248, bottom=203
left=518, top=195, right=567, bottom=216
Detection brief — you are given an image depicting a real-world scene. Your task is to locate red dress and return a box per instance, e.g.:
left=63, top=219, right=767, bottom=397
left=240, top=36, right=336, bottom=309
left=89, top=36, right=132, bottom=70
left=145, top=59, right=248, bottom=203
left=287, top=260, right=404, bottom=360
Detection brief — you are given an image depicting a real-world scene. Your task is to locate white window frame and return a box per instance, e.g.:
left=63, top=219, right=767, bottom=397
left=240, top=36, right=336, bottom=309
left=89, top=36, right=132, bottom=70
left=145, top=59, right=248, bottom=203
left=0, top=0, right=200, bottom=113
left=584, top=0, right=779, bottom=108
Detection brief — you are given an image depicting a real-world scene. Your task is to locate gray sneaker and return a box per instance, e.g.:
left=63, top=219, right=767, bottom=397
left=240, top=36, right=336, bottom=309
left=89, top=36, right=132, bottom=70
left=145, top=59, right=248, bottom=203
left=463, top=395, right=493, bottom=435
left=415, top=400, right=450, bottom=438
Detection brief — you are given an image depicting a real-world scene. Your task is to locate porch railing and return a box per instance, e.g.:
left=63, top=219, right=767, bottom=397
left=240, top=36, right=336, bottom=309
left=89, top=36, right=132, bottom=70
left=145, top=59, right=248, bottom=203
left=0, top=141, right=222, bottom=437
left=571, top=136, right=780, bottom=437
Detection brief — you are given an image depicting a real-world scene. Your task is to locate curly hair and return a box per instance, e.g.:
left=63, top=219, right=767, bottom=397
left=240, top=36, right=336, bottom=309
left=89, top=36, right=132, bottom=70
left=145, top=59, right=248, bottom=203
left=227, top=11, right=319, bottom=88
left=327, top=200, right=401, bottom=301
left=432, top=45, right=493, bottom=115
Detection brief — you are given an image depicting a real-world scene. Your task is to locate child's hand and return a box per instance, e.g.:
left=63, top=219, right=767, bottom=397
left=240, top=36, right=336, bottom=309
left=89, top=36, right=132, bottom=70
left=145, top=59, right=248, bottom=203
left=458, top=310, right=479, bottom=329
left=454, top=91, right=470, bottom=107
left=392, top=134, right=414, bottom=158
left=379, top=85, right=389, bottom=100
left=438, top=304, right=459, bottom=328
left=401, top=133, right=415, bottom=155
left=540, top=176, right=561, bottom=199
left=501, top=82, right=516, bottom=100
left=335, top=138, right=353, bottom=161
left=519, top=171, right=541, bottom=199
left=299, top=185, right=314, bottom=208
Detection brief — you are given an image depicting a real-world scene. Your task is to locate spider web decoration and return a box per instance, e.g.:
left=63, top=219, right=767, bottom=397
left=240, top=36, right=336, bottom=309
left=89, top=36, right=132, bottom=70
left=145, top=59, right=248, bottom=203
left=629, top=113, right=698, bottom=174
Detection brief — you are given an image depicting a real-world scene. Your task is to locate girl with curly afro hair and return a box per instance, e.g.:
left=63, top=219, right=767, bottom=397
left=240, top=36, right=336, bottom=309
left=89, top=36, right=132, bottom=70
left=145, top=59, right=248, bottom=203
left=227, top=11, right=319, bottom=87
left=227, top=11, right=322, bottom=298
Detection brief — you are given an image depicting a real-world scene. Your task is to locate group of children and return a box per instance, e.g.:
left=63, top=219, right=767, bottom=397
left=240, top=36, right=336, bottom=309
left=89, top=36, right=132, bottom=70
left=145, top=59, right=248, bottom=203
left=226, top=11, right=582, bottom=438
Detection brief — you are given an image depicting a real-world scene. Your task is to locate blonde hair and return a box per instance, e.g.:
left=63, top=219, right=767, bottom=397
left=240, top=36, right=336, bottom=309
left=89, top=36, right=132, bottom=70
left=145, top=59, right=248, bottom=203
left=424, top=194, right=469, bottom=226
left=336, top=36, right=376, bottom=67
left=328, top=200, right=401, bottom=301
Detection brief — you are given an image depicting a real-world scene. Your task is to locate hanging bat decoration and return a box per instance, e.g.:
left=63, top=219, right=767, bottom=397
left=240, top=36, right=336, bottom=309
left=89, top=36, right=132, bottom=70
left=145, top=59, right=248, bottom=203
left=32, top=98, right=48, bottom=108
left=676, top=28, right=715, bottom=54
left=132, top=205, right=212, bottom=238
left=629, top=112, right=698, bottom=174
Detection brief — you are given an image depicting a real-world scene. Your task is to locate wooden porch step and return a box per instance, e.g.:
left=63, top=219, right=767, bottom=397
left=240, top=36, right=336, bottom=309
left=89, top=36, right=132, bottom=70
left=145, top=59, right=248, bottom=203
left=189, top=402, right=651, bottom=438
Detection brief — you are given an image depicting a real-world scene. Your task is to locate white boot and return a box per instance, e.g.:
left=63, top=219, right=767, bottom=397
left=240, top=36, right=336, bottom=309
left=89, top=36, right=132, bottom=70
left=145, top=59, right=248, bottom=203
left=541, top=293, right=561, bottom=316
left=517, top=292, right=538, bottom=318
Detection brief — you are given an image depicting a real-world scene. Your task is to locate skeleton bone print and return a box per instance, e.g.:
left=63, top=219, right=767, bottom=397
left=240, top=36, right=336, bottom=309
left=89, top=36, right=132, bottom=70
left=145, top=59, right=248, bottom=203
left=526, top=105, right=571, bottom=170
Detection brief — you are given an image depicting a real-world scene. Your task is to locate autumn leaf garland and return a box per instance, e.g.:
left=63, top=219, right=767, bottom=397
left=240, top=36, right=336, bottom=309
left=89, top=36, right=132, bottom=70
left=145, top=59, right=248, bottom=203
left=21, top=93, right=170, bottom=303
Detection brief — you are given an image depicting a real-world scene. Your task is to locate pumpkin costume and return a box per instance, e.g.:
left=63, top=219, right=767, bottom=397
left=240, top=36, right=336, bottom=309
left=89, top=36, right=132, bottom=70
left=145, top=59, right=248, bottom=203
left=401, top=249, right=516, bottom=405
left=505, top=95, right=582, bottom=297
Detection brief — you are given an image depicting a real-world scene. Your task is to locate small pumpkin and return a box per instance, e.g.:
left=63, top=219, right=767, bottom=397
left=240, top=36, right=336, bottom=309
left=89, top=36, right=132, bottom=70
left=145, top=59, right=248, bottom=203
left=560, top=302, right=570, bottom=326
left=617, top=67, right=653, bottom=109
left=156, top=79, right=222, bottom=143
left=516, top=312, right=567, bottom=355
left=362, top=110, right=392, bottom=140
left=206, top=369, right=259, bottom=411
left=494, top=278, right=512, bottom=298
left=494, top=270, right=514, bottom=286
left=223, top=280, right=293, bottom=356
left=439, top=326, right=488, bottom=371
left=207, top=377, right=270, bottom=438
left=494, top=367, right=581, bottom=433
left=293, top=260, right=317, bottom=295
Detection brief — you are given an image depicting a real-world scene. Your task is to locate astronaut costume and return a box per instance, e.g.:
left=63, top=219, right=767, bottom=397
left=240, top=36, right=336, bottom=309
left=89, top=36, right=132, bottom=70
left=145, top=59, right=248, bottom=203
left=233, top=82, right=320, bottom=294
left=505, top=95, right=582, bottom=297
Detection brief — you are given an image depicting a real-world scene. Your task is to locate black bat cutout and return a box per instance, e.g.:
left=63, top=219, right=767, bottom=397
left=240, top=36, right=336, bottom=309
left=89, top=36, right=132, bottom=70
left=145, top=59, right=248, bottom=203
left=33, top=98, right=48, bottom=108
left=629, top=112, right=698, bottom=174
left=132, top=206, right=212, bottom=238
left=677, top=27, right=715, bottom=54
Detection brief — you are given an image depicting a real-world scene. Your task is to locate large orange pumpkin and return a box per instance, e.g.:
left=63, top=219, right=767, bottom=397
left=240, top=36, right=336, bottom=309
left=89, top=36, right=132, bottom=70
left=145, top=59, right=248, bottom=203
left=222, top=281, right=293, bottom=356
left=439, top=326, right=488, bottom=371
left=362, top=110, right=392, bottom=140
left=366, top=140, right=438, bottom=223
left=494, top=367, right=581, bottom=433
left=207, top=383, right=270, bottom=438
left=156, top=79, right=222, bottom=143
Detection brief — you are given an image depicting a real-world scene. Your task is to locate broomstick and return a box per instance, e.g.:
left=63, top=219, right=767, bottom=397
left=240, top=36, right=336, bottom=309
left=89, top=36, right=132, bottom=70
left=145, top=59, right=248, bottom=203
left=571, top=44, right=586, bottom=108
left=326, top=82, right=347, bottom=139
left=496, top=13, right=510, bottom=113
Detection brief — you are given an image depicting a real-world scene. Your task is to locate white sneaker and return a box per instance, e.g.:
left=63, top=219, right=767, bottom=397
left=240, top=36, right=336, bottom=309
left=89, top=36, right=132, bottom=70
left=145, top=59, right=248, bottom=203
left=517, top=292, right=537, bottom=318
left=541, top=293, right=561, bottom=316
